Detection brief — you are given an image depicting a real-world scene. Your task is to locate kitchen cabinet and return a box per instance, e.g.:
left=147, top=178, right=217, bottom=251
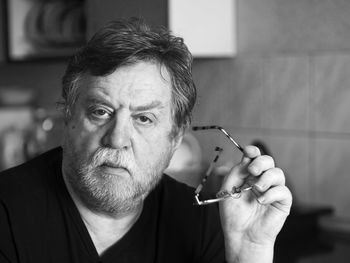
left=2, top=0, right=85, bottom=61
left=1, top=0, right=236, bottom=62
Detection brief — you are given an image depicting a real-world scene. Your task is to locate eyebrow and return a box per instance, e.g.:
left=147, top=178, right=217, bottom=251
left=85, top=95, right=165, bottom=111
left=130, top=100, right=164, bottom=111
left=84, top=97, right=109, bottom=107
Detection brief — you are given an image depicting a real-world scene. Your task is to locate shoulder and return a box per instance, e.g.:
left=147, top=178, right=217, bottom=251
left=156, top=174, right=221, bottom=226
left=159, top=175, right=215, bottom=209
left=154, top=175, right=225, bottom=261
left=161, top=174, right=195, bottom=199
left=0, top=147, right=62, bottom=201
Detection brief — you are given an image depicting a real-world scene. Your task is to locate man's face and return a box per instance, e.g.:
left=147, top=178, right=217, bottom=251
left=62, top=61, right=181, bottom=215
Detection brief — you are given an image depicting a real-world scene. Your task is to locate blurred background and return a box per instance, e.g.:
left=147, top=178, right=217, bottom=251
left=2, top=0, right=350, bottom=262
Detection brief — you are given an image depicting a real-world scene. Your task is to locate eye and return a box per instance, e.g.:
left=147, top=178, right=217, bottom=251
left=89, top=106, right=113, bottom=120
left=134, top=114, right=154, bottom=125
left=94, top=109, right=108, bottom=116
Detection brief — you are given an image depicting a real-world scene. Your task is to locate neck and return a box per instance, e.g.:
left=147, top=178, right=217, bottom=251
left=79, top=200, right=143, bottom=256
left=62, top=170, right=144, bottom=255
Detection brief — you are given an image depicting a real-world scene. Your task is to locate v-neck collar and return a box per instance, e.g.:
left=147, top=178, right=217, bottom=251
left=52, top=151, right=158, bottom=262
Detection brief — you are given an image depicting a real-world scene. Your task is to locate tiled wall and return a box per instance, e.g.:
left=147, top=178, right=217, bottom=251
left=238, top=0, right=350, bottom=54
left=189, top=0, right=350, bottom=227
left=191, top=54, right=350, bottom=222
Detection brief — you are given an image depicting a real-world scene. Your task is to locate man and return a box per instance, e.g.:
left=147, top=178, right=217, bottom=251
left=0, top=18, right=292, bottom=262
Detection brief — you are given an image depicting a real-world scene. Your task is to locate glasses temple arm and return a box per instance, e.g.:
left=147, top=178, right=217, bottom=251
left=192, top=125, right=244, bottom=153
left=194, top=147, right=223, bottom=195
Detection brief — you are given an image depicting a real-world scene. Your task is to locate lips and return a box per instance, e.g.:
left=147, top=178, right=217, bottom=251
left=100, top=162, right=129, bottom=176
left=102, top=161, right=123, bottom=168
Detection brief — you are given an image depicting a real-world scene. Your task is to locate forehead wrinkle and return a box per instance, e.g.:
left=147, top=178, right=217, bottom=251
left=81, top=87, right=113, bottom=106
left=79, top=62, right=173, bottom=111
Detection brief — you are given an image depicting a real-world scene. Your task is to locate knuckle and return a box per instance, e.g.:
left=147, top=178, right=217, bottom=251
left=244, top=145, right=261, bottom=157
left=264, top=155, right=275, bottom=166
left=273, top=167, right=284, bottom=177
left=256, top=155, right=274, bottom=167
left=281, top=185, right=293, bottom=200
left=286, top=186, right=293, bottom=200
left=252, top=145, right=261, bottom=155
left=262, top=167, right=285, bottom=184
left=275, top=168, right=286, bottom=184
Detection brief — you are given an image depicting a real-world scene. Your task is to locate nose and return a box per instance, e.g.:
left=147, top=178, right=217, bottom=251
left=101, top=115, right=132, bottom=150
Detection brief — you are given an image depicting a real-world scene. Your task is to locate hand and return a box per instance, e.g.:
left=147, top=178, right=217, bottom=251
left=218, top=145, right=292, bottom=262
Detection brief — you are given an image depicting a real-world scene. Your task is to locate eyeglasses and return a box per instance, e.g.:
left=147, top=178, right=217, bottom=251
left=192, top=125, right=254, bottom=205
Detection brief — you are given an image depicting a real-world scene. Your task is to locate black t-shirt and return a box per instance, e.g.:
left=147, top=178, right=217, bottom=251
left=0, top=147, right=225, bottom=263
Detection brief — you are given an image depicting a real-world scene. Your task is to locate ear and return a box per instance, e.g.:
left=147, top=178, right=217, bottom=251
left=171, top=128, right=185, bottom=151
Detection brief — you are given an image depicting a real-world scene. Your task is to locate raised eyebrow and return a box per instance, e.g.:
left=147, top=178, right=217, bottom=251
left=130, top=101, right=164, bottom=111
left=84, top=97, right=111, bottom=107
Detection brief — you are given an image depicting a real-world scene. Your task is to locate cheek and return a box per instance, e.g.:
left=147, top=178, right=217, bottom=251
left=65, top=118, right=102, bottom=154
left=134, top=133, right=175, bottom=164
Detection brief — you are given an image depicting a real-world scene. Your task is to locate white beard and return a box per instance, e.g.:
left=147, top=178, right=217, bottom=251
left=62, top=142, right=173, bottom=216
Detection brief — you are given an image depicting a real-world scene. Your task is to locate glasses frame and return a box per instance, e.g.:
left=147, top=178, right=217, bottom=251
left=192, top=125, right=253, bottom=205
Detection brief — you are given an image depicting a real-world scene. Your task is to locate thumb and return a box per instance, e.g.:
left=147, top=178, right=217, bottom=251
left=212, top=161, right=235, bottom=177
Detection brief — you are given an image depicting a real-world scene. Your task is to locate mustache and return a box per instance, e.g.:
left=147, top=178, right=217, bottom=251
left=89, top=148, right=132, bottom=170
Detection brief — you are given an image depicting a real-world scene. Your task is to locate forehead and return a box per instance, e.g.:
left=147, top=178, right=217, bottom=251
left=79, top=61, right=172, bottom=106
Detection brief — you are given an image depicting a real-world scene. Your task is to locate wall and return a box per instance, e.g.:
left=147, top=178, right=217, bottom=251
left=191, top=0, right=350, bottom=225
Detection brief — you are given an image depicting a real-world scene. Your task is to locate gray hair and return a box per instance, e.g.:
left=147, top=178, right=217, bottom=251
left=59, top=18, right=196, bottom=134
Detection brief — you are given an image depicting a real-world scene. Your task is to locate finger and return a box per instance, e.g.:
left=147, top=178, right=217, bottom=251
left=221, top=146, right=261, bottom=189
left=248, top=155, right=275, bottom=176
left=257, top=185, right=293, bottom=213
left=241, top=145, right=261, bottom=166
left=221, top=164, right=247, bottom=190
left=254, top=167, right=285, bottom=192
